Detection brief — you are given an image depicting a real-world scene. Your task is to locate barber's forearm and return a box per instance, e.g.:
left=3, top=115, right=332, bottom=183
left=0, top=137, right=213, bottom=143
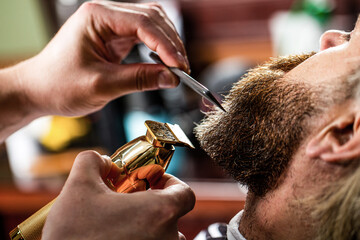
left=0, top=61, right=43, bottom=142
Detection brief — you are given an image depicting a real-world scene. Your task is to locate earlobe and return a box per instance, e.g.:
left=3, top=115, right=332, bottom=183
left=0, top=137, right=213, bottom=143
left=306, top=114, right=360, bottom=163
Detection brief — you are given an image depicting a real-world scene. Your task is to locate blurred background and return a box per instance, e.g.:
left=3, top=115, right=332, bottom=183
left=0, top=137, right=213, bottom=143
left=0, top=0, right=359, bottom=239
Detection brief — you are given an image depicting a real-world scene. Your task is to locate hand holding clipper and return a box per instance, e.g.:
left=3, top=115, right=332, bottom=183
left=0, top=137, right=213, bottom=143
left=9, top=120, right=194, bottom=240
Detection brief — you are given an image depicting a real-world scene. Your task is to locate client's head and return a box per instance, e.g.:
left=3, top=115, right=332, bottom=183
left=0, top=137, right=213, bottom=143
left=195, top=16, right=360, bottom=240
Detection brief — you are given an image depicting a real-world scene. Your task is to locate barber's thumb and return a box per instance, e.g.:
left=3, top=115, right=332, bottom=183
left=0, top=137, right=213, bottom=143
left=114, top=64, right=179, bottom=94
left=69, top=150, right=113, bottom=184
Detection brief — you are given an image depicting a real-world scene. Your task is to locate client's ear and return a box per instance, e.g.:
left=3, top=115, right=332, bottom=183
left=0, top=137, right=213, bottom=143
left=306, top=113, right=360, bottom=163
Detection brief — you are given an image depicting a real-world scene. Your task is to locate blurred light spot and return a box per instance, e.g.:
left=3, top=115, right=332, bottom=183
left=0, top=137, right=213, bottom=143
left=58, top=0, right=78, bottom=6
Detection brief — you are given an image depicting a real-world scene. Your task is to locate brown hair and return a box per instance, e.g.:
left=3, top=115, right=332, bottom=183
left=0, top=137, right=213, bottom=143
left=304, top=160, right=360, bottom=240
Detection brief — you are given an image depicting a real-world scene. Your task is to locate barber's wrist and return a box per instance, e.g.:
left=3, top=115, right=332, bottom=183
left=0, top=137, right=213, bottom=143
left=0, top=60, right=44, bottom=141
left=14, top=57, right=49, bottom=118
left=16, top=58, right=46, bottom=116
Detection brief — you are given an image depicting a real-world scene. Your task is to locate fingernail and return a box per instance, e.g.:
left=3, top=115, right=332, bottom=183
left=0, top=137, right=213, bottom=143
left=159, top=70, right=177, bottom=88
left=101, top=155, right=111, bottom=161
left=185, top=56, right=191, bottom=74
left=176, top=52, right=188, bottom=71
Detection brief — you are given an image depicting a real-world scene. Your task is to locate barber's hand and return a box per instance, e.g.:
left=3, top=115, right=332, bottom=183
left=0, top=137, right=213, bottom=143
left=17, top=1, right=189, bottom=117
left=42, top=151, right=195, bottom=240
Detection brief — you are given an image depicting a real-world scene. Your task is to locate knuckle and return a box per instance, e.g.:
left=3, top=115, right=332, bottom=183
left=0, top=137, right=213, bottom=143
left=67, top=176, right=92, bottom=191
left=158, top=197, right=179, bottom=221
left=145, top=195, right=177, bottom=222
left=168, top=186, right=196, bottom=215
left=185, top=186, right=196, bottom=210
left=90, top=72, right=107, bottom=95
left=76, top=2, right=103, bottom=23
left=148, top=5, right=162, bottom=18
left=78, top=1, right=97, bottom=13
left=137, top=13, right=152, bottom=28
left=68, top=151, right=101, bottom=186
left=153, top=205, right=177, bottom=226
left=148, top=2, right=163, bottom=11
left=76, top=150, right=100, bottom=164
left=135, top=66, right=147, bottom=91
left=151, top=185, right=196, bottom=221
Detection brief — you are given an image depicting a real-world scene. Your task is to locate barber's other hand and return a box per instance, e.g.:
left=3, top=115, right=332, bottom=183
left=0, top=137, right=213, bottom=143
left=17, top=1, right=189, bottom=117
left=42, top=151, right=195, bottom=240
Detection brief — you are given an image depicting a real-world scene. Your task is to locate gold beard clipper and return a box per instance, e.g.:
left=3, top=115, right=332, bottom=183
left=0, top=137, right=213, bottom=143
left=9, top=120, right=194, bottom=240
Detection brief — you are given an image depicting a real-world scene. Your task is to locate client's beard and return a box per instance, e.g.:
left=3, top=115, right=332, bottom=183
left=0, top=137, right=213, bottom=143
left=195, top=53, right=317, bottom=196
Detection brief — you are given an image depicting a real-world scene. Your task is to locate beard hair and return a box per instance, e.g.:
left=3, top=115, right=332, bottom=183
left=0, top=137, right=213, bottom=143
left=194, top=53, right=318, bottom=197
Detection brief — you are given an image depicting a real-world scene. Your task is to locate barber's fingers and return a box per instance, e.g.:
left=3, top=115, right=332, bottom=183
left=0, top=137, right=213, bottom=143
left=151, top=174, right=196, bottom=218
left=118, top=174, right=195, bottom=229
left=104, top=1, right=187, bottom=60
left=129, top=164, right=165, bottom=186
left=143, top=2, right=186, bottom=56
left=95, top=63, right=179, bottom=98
left=116, top=165, right=165, bottom=193
left=82, top=1, right=188, bottom=71
left=113, top=173, right=195, bottom=220
left=65, top=151, right=113, bottom=192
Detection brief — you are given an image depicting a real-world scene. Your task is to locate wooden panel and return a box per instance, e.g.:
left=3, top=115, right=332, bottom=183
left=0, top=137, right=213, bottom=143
left=180, top=0, right=293, bottom=40
left=0, top=186, right=57, bottom=215
left=179, top=0, right=291, bottom=72
left=179, top=0, right=360, bottom=70
left=190, top=38, right=273, bottom=64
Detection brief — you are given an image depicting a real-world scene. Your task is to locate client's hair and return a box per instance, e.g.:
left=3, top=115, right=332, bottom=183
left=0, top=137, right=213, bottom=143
left=308, top=160, right=360, bottom=240
left=310, top=69, right=360, bottom=240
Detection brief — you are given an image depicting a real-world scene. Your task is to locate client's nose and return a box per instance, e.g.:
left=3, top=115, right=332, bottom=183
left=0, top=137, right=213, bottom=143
left=319, top=30, right=349, bottom=51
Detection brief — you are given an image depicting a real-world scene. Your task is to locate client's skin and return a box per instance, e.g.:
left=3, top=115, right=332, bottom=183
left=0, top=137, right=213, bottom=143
left=195, top=16, right=360, bottom=240
left=0, top=1, right=194, bottom=239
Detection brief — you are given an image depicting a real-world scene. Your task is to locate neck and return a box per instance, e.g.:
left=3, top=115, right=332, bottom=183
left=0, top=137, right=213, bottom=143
left=239, top=189, right=315, bottom=240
